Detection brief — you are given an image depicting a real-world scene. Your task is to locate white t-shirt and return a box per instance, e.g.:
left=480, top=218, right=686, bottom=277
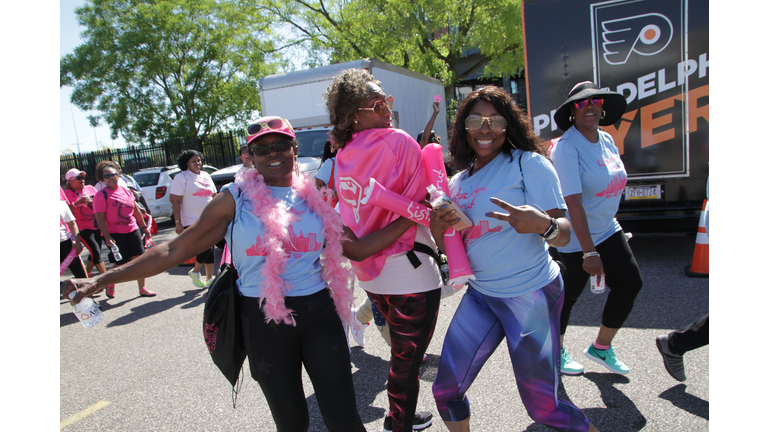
left=550, top=127, right=626, bottom=253
left=60, top=200, right=76, bottom=243
left=169, top=170, right=217, bottom=226
left=358, top=225, right=442, bottom=295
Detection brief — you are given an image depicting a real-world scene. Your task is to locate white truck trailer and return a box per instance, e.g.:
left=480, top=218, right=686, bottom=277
left=259, top=58, right=449, bottom=176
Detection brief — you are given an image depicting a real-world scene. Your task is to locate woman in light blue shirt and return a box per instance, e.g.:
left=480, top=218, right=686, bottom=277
left=550, top=82, right=643, bottom=377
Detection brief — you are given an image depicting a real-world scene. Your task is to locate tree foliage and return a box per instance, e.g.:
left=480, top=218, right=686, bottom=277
left=263, top=0, right=524, bottom=89
left=61, top=0, right=280, bottom=145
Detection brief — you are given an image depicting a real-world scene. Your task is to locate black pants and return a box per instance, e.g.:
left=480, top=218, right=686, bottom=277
left=183, top=226, right=215, bottom=264
left=668, top=314, right=709, bottom=355
left=560, top=230, right=643, bottom=334
left=79, top=229, right=104, bottom=265
left=60, top=239, right=87, bottom=279
left=240, top=289, right=365, bottom=432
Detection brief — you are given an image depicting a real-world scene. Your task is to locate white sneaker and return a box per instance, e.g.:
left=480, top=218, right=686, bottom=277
left=350, top=308, right=368, bottom=346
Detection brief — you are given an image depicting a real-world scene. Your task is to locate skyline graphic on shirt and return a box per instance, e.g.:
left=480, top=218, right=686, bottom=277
left=596, top=173, right=628, bottom=199
left=462, top=220, right=502, bottom=246
left=245, top=225, right=322, bottom=257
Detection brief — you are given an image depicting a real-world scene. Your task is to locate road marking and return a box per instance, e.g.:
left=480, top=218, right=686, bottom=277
left=60, top=401, right=111, bottom=430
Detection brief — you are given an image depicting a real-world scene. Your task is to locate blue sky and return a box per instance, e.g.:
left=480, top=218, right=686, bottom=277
left=60, top=0, right=127, bottom=153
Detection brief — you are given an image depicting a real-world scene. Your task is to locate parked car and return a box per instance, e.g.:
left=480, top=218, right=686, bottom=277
left=132, top=165, right=218, bottom=219
left=210, top=128, right=326, bottom=192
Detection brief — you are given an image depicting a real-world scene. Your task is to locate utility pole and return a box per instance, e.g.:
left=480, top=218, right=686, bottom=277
left=70, top=106, right=81, bottom=154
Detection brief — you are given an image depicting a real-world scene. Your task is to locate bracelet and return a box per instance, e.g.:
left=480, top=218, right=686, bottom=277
left=175, top=220, right=181, bottom=223
left=583, top=251, right=600, bottom=259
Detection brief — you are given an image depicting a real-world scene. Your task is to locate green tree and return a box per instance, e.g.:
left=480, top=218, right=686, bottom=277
left=61, top=0, right=280, bottom=145
left=263, top=0, right=524, bottom=92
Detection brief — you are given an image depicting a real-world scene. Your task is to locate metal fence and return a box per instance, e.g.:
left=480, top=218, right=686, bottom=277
left=60, top=130, right=248, bottom=185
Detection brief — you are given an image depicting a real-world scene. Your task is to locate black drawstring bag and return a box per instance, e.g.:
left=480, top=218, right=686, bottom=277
left=203, top=188, right=246, bottom=407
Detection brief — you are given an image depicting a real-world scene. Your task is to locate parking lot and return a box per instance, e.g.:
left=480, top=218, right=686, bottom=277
left=57, top=218, right=709, bottom=431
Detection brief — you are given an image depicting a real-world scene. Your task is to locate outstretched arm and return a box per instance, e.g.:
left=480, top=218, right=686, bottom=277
left=419, top=101, right=441, bottom=149
left=63, top=191, right=236, bottom=304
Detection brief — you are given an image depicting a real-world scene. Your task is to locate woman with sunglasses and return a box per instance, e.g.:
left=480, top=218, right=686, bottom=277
left=429, top=86, right=597, bottom=432
left=92, top=161, right=156, bottom=298
left=63, top=168, right=108, bottom=280
left=324, top=68, right=441, bottom=432
left=170, top=150, right=217, bottom=288
left=65, top=116, right=419, bottom=432
left=550, top=81, right=642, bottom=376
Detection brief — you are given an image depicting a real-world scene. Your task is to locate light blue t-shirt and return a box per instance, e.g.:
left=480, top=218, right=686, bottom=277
left=223, top=183, right=327, bottom=298
left=315, top=157, right=337, bottom=187
left=449, top=150, right=566, bottom=298
left=550, top=128, right=626, bottom=253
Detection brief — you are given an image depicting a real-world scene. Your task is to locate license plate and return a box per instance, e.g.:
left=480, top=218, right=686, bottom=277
left=624, top=185, right=662, bottom=200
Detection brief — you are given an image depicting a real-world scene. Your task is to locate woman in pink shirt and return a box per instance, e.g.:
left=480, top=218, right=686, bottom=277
left=63, top=168, right=108, bottom=279
left=93, top=161, right=156, bottom=298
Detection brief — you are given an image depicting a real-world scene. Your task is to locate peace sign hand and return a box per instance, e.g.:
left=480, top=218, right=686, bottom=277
left=485, top=197, right=551, bottom=235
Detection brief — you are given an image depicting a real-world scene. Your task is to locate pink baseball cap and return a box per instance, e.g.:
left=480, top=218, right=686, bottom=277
left=65, top=168, right=85, bottom=181
left=245, top=116, right=295, bottom=145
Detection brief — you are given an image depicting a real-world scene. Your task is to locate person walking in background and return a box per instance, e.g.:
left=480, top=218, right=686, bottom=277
left=170, top=150, right=218, bottom=288
left=429, top=86, right=598, bottom=432
left=235, top=144, right=255, bottom=183
left=550, top=82, right=643, bottom=375
left=60, top=198, right=87, bottom=280
left=63, top=168, right=107, bottom=278
left=314, top=140, right=338, bottom=207
left=416, top=98, right=441, bottom=149
left=93, top=161, right=155, bottom=298
left=325, top=68, right=441, bottom=432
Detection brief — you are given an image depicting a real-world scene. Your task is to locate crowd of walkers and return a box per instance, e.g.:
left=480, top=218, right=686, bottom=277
left=61, top=71, right=706, bottom=432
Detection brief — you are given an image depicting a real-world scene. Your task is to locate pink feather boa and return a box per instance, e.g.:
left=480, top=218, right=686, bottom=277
left=235, top=169, right=355, bottom=326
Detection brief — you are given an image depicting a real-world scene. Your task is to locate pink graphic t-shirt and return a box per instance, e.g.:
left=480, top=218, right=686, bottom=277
left=64, top=185, right=99, bottom=231
left=336, top=128, right=429, bottom=281
left=92, top=186, right=139, bottom=234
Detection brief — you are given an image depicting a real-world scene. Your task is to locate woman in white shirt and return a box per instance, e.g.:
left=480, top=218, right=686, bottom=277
left=170, top=150, right=217, bottom=287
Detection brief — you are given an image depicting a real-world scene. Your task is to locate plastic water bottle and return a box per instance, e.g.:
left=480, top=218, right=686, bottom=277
left=590, top=274, right=606, bottom=294
left=68, top=291, right=103, bottom=328
left=111, top=244, right=123, bottom=261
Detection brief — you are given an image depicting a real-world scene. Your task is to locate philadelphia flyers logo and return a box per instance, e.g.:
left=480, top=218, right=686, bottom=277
left=600, top=13, right=673, bottom=65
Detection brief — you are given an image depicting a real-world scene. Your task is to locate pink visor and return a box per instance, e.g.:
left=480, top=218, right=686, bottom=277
left=246, top=117, right=295, bottom=145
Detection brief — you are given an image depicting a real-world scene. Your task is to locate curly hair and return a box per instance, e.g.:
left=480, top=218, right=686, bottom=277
left=95, top=160, right=121, bottom=182
left=323, top=68, right=382, bottom=148
left=177, top=149, right=203, bottom=171
left=449, top=86, right=546, bottom=171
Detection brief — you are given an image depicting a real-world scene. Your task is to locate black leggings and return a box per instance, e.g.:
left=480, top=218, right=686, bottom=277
left=668, top=314, right=709, bottom=355
left=79, top=229, right=104, bottom=265
left=240, top=289, right=365, bottom=432
left=183, top=225, right=214, bottom=264
left=560, top=230, right=643, bottom=334
left=60, top=239, right=87, bottom=279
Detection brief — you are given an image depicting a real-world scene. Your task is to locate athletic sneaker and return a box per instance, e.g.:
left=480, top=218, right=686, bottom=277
left=382, top=411, right=433, bottom=432
left=560, top=348, right=584, bottom=375
left=583, top=344, right=630, bottom=375
left=656, top=334, right=686, bottom=381
left=350, top=308, right=368, bottom=346
left=204, top=276, right=215, bottom=288
left=189, top=270, right=204, bottom=288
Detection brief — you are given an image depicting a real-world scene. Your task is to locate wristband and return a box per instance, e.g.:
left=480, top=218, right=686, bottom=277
left=583, top=251, right=600, bottom=259
left=175, top=220, right=182, bottom=223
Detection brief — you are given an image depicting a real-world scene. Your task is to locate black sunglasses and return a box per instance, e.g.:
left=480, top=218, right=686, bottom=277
left=103, top=173, right=119, bottom=179
left=250, top=140, right=293, bottom=157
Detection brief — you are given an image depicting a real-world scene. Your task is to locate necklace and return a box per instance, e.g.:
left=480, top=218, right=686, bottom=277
left=236, top=169, right=355, bottom=326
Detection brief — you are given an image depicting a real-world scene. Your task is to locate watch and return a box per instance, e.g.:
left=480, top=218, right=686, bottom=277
left=541, top=217, right=560, bottom=242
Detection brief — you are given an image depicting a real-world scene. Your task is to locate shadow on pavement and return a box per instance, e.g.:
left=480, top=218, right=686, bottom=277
left=102, top=288, right=207, bottom=327
left=659, top=384, right=709, bottom=420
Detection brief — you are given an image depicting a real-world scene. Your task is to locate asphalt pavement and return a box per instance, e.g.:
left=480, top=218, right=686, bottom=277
left=59, top=218, right=709, bottom=431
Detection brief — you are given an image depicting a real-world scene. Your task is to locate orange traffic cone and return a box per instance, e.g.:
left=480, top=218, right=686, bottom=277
left=685, top=199, right=708, bottom=278
left=180, top=257, right=196, bottom=266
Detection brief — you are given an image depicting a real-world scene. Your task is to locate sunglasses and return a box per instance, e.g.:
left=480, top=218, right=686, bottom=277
left=357, top=95, right=394, bottom=117
left=247, top=118, right=287, bottom=136
left=250, top=140, right=294, bottom=157
left=103, top=173, right=119, bottom=179
left=573, top=97, right=605, bottom=109
left=75, top=175, right=86, bottom=181
left=465, top=115, right=507, bottom=133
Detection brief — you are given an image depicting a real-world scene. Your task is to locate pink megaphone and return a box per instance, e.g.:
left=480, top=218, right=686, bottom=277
left=421, top=144, right=475, bottom=287
left=360, top=178, right=432, bottom=228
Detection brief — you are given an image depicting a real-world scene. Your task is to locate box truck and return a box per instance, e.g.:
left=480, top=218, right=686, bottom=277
left=521, top=0, right=709, bottom=232
left=259, top=58, right=449, bottom=174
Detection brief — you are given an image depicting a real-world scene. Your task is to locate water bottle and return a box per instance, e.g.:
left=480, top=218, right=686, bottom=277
left=68, top=291, right=103, bottom=328
left=111, top=244, right=123, bottom=261
left=590, top=274, right=606, bottom=294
